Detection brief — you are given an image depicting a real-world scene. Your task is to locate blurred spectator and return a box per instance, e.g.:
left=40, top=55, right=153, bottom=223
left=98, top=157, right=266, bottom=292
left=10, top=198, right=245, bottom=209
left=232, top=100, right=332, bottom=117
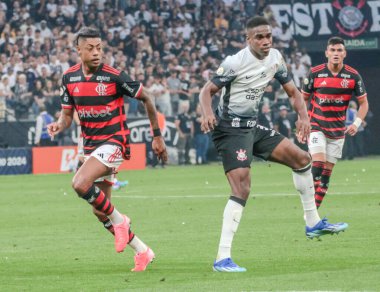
left=258, top=104, right=274, bottom=129
left=32, top=79, right=44, bottom=116
left=167, top=69, right=181, bottom=115
left=149, top=74, right=172, bottom=116
left=274, top=106, right=292, bottom=139
left=291, top=53, right=308, bottom=89
left=178, top=68, right=190, bottom=108
left=34, top=103, right=56, bottom=146
left=343, top=101, right=366, bottom=160
left=175, top=101, right=193, bottom=165
left=13, top=73, right=32, bottom=119
left=0, top=75, right=14, bottom=109
left=193, top=103, right=209, bottom=164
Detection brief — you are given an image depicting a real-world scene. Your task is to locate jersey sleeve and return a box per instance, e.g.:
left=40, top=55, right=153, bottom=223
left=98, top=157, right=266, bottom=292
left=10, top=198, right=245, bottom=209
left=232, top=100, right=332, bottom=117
left=354, top=73, right=367, bottom=101
left=273, top=56, right=292, bottom=85
left=301, top=70, right=314, bottom=97
left=118, top=71, right=143, bottom=98
left=60, top=75, right=74, bottom=110
left=210, top=56, right=238, bottom=88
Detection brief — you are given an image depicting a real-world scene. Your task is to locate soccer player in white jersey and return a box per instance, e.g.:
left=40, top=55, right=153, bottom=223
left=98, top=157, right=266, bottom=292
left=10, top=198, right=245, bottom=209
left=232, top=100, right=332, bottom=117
left=199, top=16, right=348, bottom=272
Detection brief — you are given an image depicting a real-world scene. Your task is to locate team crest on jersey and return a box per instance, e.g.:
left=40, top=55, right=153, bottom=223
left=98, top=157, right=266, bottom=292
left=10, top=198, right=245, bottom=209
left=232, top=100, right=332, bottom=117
left=216, top=67, right=224, bottom=75
left=95, top=83, right=107, bottom=95
left=303, top=78, right=309, bottom=85
left=231, top=117, right=240, bottom=127
left=236, top=149, right=247, bottom=161
left=341, top=79, right=350, bottom=88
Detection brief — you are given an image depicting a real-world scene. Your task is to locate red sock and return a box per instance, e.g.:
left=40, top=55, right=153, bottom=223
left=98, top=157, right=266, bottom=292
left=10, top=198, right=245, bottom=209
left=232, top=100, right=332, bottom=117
left=315, top=168, right=332, bottom=208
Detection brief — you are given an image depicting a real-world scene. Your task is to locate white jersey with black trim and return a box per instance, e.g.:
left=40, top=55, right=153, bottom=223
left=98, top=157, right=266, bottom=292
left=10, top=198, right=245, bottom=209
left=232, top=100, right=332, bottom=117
left=211, top=47, right=292, bottom=128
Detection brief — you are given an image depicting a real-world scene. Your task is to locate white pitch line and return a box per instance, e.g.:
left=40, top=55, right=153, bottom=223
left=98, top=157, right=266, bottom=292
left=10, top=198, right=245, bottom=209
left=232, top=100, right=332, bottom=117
left=113, top=190, right=379, bottom=199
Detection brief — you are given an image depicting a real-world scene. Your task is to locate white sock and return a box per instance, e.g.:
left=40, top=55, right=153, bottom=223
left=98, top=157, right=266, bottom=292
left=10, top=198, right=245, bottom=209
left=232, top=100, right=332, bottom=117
left=129, top=236, right=148, bottom=254
left=108, top=208, right=124, bottom=225
left=292, top=168, right=321, bottom=227
left=216, top=198, right=244, bottom=261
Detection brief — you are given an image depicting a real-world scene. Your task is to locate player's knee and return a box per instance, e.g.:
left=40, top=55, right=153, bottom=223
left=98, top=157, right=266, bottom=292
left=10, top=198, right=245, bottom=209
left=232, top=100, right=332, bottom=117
left=241, top=184, right=250, bottom=198
left=293, top=150, right=311, bottom=171
left=72, top=176, right=92, bottom=197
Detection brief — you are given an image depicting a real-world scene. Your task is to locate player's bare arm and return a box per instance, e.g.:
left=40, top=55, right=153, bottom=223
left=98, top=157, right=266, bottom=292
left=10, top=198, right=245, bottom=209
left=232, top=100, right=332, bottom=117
left=283, top=80, right=310, bottom=144
left=345, top=96, right=369, bottom=136
left=47, top=108, right=74, bottom=139
left=139, top=87, right=168, bottom=162
left=199, top=80, right=220, bottom=133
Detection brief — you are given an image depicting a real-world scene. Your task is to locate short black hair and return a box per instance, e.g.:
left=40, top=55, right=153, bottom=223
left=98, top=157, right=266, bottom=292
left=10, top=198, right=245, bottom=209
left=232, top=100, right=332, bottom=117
left=75, top=27, right=101, bottom=45
left=327, top=36, right=345, bottom=47
left=246, top=16, right=270, bottom=30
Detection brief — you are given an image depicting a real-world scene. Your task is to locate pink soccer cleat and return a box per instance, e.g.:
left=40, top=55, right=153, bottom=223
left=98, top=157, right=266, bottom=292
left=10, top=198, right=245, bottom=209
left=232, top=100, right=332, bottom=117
left=113, top=215, right=131, bottom=253
left=131, top=248, right=155, bottom=272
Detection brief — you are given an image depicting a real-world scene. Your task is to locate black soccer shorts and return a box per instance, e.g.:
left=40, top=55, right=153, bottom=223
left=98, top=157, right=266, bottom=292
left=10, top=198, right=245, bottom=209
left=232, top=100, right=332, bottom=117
left=212, top=125, right=285, bottom=173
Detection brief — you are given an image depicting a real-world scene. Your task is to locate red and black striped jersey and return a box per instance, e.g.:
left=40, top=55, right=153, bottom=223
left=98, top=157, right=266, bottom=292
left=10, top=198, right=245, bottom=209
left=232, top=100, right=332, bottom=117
left=60, top=63, right=143, bottom=157
left=302, top=63, right=367, bottom=139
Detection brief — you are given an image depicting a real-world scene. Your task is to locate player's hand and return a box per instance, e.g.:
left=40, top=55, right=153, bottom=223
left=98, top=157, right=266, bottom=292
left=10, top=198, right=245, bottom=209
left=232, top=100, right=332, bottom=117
left=152, top=136, right=168, bottom=162
left=47, top=122, right=63, bottom=140
left=295, top=116, right=311, bottom=144
left=345, top=124, right=358, bottom=136
left=201, top=113, right=217, bottom=133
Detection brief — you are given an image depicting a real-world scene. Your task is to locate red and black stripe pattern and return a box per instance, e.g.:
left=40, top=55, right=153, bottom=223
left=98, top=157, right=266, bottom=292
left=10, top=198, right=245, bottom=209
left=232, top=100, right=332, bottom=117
left=83, top=185, right=115, bottom=215
left=302, top=64, right=367, bottom=139
left=60, top=63, right=143, bottom=157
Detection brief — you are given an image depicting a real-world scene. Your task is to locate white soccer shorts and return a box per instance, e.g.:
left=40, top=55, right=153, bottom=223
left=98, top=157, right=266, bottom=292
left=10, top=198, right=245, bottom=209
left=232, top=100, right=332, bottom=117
left=308, top=131, right=345, bottom=164
left=84, top=144, right=124, bottom=184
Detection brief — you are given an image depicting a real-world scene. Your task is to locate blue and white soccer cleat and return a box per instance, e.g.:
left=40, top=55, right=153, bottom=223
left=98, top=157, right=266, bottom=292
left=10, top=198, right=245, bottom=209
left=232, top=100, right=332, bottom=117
left=213, top=258, right=247, bottom=272
left=306, top=218, right=348, bottom=239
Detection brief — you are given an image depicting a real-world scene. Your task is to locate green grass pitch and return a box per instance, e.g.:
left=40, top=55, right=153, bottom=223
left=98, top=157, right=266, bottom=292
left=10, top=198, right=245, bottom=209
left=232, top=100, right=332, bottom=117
left=1, top=158, right=380, bottom=291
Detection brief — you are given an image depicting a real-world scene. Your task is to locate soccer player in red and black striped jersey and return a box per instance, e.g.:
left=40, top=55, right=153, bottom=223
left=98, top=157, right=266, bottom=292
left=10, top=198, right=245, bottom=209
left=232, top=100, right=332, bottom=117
left=302, top=36, right=369, bottom=208
left=47, top=27, right=168, bottom=272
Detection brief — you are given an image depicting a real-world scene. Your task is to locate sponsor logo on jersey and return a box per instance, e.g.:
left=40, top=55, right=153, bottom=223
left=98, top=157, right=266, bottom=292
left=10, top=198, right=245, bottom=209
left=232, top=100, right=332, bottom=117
left=319, top=96, right=344, bottom=104
left=341, top=73, right=351, bottom=78
left=236, top=149, right=247, bottom=161
left=231, top=117, right=240, bottom=127
left=317, top=74, right=328, bottom=77
left=358, top=80, right=364, bottom=93
left=246, top=120, right=256, bottom=127
left=73, top=86, right=79, bottom=93
left=341, top=79, right=350, bottom=88
left=245, top=87, right=265, bottom=100
left=69, top=76, right=81, bottom=82
left=320, top=80, right=327, bottom=86
left=122, top=83, right=134, bottom=94
left=95, top=83, right=107, bottom=95
left=78, top=106, right=112, bottom=118
left=96, top=76, right=111, bottom=82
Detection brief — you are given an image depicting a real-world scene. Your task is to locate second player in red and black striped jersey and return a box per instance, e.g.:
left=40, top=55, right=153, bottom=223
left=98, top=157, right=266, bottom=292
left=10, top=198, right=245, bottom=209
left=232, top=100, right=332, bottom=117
left=60, top=63, right=143, bottom=158
left=302, top=63, right=367, bottom=139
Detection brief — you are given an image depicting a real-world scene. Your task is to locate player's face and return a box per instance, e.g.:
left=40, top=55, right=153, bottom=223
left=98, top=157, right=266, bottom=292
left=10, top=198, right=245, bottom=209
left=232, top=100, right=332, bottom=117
left=77, top=37, right=103, bottom=70
left=325, top=44, right=346, bottom=66
left=246, top=25, right=272, bottom=59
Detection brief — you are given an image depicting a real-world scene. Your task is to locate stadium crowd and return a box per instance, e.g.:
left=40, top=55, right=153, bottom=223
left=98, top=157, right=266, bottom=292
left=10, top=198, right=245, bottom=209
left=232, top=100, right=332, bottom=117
left=0, top=0, right=368, bottom=161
